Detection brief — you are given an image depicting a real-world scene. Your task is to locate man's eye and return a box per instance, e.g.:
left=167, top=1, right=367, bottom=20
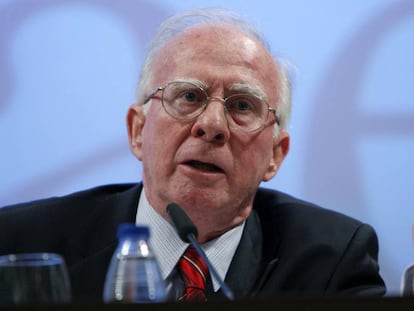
left=227, top=98, right=255, bottom=112
left=182, top=91, right=198, bottom=102
left=235, top=101, right=252, bottom=111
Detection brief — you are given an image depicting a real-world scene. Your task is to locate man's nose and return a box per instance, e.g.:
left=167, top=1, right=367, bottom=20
left=190, top=99, right=230, bottom=143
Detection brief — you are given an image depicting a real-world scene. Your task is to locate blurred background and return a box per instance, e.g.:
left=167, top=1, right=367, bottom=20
left=1, top=0, right=413, bottom=296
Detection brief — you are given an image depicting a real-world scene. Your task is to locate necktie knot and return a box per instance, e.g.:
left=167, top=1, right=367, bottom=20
left=177, top=246, right=209, bottom=302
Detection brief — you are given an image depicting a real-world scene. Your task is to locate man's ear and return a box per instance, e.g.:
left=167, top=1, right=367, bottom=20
left=263, top=130, right=290, bottom=182
left=126, top=104, right=146, bottom=161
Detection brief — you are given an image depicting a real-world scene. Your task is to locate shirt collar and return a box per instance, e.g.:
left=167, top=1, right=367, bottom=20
left=135, top=189, right=245, bottom=292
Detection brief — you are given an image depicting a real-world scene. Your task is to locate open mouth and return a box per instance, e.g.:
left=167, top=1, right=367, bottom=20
left=185, top=160, right=223, bottom=173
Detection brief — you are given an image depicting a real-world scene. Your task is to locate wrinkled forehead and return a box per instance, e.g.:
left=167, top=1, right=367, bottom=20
left=151, top=24, right=280, bottom=103
left=175, top=23, right=257, bottom=45
left=162, top=23, right=272, bottom=62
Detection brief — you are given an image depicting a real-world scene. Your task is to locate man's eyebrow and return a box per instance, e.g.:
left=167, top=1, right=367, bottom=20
left=171, top=79, right=268, bottom=100
left=230, top=83, right=267, bottom=100
left=173, top=78, right=208, bottom=89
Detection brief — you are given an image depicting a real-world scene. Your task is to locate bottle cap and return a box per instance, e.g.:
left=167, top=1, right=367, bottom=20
left=117, top=223, right=150, bottom=239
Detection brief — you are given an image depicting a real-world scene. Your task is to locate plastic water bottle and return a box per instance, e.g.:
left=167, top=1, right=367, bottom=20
left=103, top=223, right=167, bottom=303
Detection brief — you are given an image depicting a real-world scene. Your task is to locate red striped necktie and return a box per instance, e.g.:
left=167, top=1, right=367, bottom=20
left=177, top=246, right=209, bottom=302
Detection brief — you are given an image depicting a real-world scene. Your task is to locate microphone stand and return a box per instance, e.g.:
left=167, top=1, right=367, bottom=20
left=166, top=202, right=235, bottom=301
left=186, top=233, right=234, bottom=301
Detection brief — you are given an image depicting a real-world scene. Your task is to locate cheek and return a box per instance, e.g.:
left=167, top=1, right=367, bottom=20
left=234, top=135, right=273, bottom=177
left=140, top=111, right=162, bottom=164
left=140, top=109, right=179, bottom=167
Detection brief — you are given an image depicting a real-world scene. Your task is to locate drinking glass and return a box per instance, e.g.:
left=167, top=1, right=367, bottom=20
left=402, top=264, right=414, bottom=296
left=0, top=253, right=71, bottom=305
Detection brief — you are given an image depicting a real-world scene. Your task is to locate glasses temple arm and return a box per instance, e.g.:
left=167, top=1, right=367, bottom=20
left=268, top=107, right=280, bottom=126
left=143, top=87, right=163, bottom=105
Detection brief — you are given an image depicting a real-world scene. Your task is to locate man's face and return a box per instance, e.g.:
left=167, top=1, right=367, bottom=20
left=128, top=25, right=289, bottom=240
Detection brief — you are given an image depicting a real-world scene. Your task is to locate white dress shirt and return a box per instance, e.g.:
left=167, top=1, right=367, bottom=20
left=135, top=189, right=244, bottom=293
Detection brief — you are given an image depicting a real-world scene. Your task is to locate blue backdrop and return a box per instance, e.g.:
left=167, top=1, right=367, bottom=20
left=1, top=0, right=413, bottom=295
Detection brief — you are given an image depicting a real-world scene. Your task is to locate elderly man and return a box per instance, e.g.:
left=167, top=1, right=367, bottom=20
left=0, top=8, right=385, bottom=303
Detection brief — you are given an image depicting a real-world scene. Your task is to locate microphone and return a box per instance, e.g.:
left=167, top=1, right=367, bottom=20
left=166, top=202, right=234, bottom=301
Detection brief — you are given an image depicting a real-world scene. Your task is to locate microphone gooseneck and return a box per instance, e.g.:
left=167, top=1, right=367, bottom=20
left=166, top=202, right=235, bottom=301
left=166, top=202, right=198, bottom=243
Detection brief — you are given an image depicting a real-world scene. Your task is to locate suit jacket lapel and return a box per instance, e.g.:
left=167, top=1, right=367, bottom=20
left=67, top=183, right=143, bottom=301
left=68, top=183, right=142, bottom=259
left=221, top=208, right=280, bottom=299
left=224, top=210, right=263, bottom=298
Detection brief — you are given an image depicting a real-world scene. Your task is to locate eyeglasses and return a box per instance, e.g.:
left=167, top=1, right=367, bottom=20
left=143, top=81, right=279, bottom=133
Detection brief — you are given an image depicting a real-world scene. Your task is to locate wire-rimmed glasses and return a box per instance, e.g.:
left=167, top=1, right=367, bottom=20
left=143, top=81, right=279, bottom=133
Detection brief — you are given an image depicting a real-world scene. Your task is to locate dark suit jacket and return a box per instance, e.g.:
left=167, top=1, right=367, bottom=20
left=0, top=183, right=386, bottom=302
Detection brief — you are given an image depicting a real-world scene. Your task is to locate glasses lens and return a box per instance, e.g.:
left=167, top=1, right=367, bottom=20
left=225, top=94, right=268, bottom=132
left=160, top=81, right=270, bottom=132
left=162, top=82, right=207, bottom=120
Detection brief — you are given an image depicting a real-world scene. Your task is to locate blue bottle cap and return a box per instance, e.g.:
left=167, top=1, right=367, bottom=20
left=117, top=223, right=150, bottom=239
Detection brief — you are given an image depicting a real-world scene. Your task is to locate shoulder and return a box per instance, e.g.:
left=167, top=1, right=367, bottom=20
left=0, top=183, right=143, bottom=250
left=253, top=187, right=375, bottom=243
left=254, top=187, right=363, bottom=225
left=0, top=183, right=142, bottom=217
left=251, top=188, right=385, bottom=296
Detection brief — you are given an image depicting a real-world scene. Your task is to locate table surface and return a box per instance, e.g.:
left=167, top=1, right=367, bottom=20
left=1, top=296, right=413, bottom=310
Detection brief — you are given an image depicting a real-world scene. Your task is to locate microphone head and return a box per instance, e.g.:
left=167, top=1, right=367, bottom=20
left=166, top=203, right=198, bottom=243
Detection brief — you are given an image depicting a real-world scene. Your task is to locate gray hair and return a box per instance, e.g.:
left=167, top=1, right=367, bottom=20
left=135, top=7, right=292, bottom=132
